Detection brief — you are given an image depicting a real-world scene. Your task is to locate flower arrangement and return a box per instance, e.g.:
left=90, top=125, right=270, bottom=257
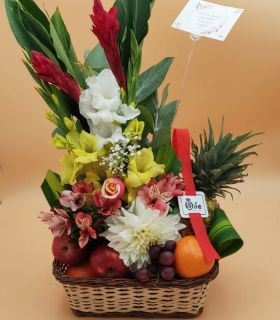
left=5, top=0, right=262, bottom=316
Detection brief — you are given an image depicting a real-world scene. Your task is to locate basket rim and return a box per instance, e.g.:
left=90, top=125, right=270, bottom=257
left=53, top=260, right=219, bottom=289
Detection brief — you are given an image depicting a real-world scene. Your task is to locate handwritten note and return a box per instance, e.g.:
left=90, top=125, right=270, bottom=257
left=172, top=0, right=244, bottom=41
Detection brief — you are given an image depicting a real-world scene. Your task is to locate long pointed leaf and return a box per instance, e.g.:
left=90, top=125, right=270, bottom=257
left=5, top=0, right=42, bottom=53
left=156, top=100, right=178, bottom=132
left=136, top=57, right=174, bottom=103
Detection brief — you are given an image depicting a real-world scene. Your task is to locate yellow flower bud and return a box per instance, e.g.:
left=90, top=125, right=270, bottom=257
left=64, top=117, right=76, bottom=132
left=50, top=134, right=71, bottom=151
left=45, top=112, right=58, bottom=126
left=121, top=88, right=126, bottom=98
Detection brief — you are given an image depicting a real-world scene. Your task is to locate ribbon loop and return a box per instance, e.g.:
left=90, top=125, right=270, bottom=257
left=172, top=128, right=221, bottom=262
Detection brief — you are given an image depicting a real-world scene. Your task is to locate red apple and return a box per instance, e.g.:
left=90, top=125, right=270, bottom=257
left=90, top=244, right=129, bottom=278
left=52, top=235, right=90, bottom=265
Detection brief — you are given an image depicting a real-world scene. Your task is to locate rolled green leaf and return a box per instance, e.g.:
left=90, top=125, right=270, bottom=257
left=41, top=170, right=64, bottom=208
left=208, top=208, right=243, bottom=258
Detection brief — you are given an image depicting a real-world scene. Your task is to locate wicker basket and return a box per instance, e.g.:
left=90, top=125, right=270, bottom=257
left=53, top=260, right=219, bottom=318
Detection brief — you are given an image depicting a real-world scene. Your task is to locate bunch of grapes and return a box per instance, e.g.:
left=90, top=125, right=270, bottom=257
left=135, top=240, right=177, bottom=282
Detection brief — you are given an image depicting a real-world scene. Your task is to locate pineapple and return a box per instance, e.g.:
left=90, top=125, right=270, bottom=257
left=180, top=118, right=262, bottom=236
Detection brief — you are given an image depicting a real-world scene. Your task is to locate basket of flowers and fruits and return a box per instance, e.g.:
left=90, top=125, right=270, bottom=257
left=5, top=0, right=262, bottom=318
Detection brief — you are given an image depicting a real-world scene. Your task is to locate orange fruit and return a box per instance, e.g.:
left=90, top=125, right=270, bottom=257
left=65, top=261, right=95, bottom=279
left=174, top=236, right=215, bottom=278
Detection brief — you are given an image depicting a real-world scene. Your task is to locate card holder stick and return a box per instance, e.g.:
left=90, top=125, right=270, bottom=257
left=172, top=33, right=201, bottom=129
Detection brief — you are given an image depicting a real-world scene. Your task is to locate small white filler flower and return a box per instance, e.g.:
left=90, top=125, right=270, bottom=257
left=100, top=197, right=186, bottom=270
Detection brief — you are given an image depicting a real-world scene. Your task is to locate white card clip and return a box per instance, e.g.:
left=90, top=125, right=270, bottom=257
left=178, top=191, right=209, bottom=218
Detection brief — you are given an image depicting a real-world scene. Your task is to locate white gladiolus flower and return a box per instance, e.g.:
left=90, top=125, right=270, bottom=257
left=90, top=122, right=123, bottom=150
left=100, top=197, right=186, bottom=270
left=79, top=69, right=140, bottom=127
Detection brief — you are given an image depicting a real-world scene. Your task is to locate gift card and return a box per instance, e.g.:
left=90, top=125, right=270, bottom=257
left=178, top=192, right=209, bottom=218
left=172, top=0, right=244, bottom=41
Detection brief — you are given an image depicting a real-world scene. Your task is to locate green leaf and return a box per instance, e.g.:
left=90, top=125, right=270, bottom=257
left=153, top=144, right=182, bottom=176
left=161, top=84, right=169, bottom=107
left=22, top=59, right=41, bottom=85
left=114, top=0, right=152, bottom=74
left=49, top=85, right=71, bottom=119
left=19, top=7, right=54, bottom=54
left=31, top=35, right=62, bottom=68
left=52, top=127, right=66, bottom=138
left=136, top=57, right=174, bottom=103
left=17, top=0, right=49, bottom=30
left=207, top=118, right=215, bottom=149
left=85, top=43, right=109, bottom=70
left=151, top=127, right=171, bottom=149
left=35, top=87, right=57, bottom=114
left=150, top=0, right=156, bottom=10
left=50, top=9, right=86, bottom=88
left=75, top=119, right=83, bottom=134
left=5, top=0, right=42, bottom=53
left=84, top=48, right=90, bottom=61
left=49, top=19, right=74, bottom=77
left=51, top=8, right=71, bottom=56
left=156, top=100, right=178, bottom=132
left=114, top=0, right=126, bottom=44
left=137, top=105, right=154, bottom=137
left=41, top=170, right=64, bottom=208
left=133, top=0, right=152, bottom=45
left=139, top=90, right=158, bottom=115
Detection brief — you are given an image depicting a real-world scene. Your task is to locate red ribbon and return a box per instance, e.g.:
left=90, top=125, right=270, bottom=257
left=172, top=129, right=220, bottom=262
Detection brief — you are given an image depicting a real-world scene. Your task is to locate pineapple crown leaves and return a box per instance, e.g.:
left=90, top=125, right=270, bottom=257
left=191, top=117, right=263, bottom=199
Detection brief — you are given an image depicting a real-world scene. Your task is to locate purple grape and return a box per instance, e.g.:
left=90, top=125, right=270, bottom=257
left=147, top=262, right=160, bottom=276
left=164, top=240, right=176, bottom=252
left=159, top=251, right=175, bottom=266
left=149, top=245, right=162, bottom=259
left=161, top=266, right=175, bottom=280
left=136, top=268, right=151, bottom=282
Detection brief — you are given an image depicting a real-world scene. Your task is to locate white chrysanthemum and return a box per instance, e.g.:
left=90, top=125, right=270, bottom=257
left=79, top=69, right=140, bottom=126
left=100, top=197, right=186, bottom=270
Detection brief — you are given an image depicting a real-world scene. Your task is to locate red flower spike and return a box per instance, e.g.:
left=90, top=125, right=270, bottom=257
left=91, top=0, right=127, bottom=91
left=30, top=51, right=81, bottom=103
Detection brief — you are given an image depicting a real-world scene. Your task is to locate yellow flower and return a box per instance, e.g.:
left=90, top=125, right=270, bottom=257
left=64, top=117, right=76, bottom=132
left=124, top=118, right=144, bottom=140
left=59, top=152, right=84, bottom=185
left=83, top=163, right=106, bottom=183
left=124, top=148, right=165, bottom=201
left=66, top=131, right=101, bottom=164
left=50, top=134, right=71, bottom=151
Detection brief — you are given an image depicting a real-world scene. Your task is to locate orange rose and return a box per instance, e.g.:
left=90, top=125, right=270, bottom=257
left=102, top=178, right=125, bottom=199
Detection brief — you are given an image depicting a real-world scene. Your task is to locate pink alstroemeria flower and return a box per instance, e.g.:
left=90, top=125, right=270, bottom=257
left=72, top=181, right=94, bottom=194
left=158, top=173, right=185, bottom=196
left=38, top=208, right=73, bottom=237
left=60, top=190, right=85, bottom=211
left=94, top=190, right=121, bottom=217
left=75, top=212, right=97, bottom=248
left=138, top=173, right=185, bottom=216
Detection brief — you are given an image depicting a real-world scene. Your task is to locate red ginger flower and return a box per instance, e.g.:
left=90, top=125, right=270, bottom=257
left=30, top=51, right=80, bottom=103
left=91, top=0, right=127, bottom=91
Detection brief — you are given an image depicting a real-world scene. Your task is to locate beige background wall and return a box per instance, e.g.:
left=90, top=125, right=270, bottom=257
left=0, top=0, right=279, bottom=319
